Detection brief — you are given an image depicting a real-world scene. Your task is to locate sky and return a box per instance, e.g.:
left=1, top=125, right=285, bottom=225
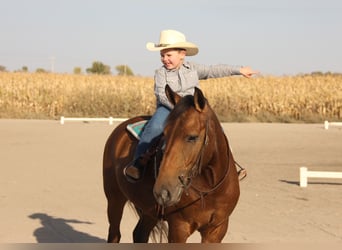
left=1, top=0, right=342, bottom=76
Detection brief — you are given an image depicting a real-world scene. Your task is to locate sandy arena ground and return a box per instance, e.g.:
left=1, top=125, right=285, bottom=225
left=0, top=119, right=341, bottom=243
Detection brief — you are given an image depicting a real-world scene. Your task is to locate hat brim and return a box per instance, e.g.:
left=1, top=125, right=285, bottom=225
left=146, top=42, right=199, bottom=56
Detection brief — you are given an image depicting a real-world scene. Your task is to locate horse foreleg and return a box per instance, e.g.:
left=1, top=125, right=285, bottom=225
left=199, top=219, right=229, bottom=243
left=133, top=213, right=158, bottom=243
left=106, top=196, right=127, bottom=243
left=167, top=220, right=194, bottom=243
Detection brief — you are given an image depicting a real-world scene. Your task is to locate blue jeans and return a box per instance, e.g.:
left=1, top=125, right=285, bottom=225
left=134, top=105, right=171, bottom=159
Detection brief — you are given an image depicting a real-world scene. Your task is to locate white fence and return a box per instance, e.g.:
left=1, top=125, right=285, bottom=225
left=60, top=116, right=127, bottom=125
left=299, top=166, right=342, bottom=187
left=299, top=121, right=342, bottom=187
left=324, top=120, right=342, bottom=130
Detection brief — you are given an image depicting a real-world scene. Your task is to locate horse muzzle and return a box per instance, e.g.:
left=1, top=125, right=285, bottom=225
left=153, top=184, right=183, bottom=207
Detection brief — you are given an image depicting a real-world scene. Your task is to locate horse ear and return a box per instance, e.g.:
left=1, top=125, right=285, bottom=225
left=165, top=84, right=181, bottom=106
left=194, top=87, right=206, bottom=112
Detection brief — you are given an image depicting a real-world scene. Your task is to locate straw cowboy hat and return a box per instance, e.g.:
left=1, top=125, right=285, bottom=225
left=146, top=30, right=199, bottom=56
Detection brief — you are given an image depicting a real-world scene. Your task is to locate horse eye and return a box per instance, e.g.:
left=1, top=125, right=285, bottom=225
left=187, top=135, right=198, bottom=143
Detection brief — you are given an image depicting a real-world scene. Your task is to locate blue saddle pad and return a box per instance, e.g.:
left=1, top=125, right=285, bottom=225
left=126, top=120, right=148, bottom=140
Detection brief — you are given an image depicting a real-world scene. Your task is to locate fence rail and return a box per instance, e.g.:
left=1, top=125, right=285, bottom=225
left=60, top=116, right=127, bottom=125
left=299, top=166, right=342, bottom=187
left=324, top=120, right=342, bottom=130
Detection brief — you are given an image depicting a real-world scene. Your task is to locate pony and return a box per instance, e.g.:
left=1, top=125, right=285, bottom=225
left=103, top=85, right=240, bottom=243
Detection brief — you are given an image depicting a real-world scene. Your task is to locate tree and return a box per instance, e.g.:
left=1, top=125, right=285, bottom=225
left=0, top=65, right=7, bottom=72
left=14, top=66, right=28, bottom=73
left=36, top=68, right=47, bottom=73
left=86, top=61, right=111, bottom=75
left=115, top=65, right=134, bottom=76
left=73, top=67, right=82, bottom=74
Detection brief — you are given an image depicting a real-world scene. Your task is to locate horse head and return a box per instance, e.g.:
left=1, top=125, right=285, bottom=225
left=153, top=85, right=214, bottom=207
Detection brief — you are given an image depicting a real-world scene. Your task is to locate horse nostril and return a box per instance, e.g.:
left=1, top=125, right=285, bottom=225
left=161, top=189, right=169, bottom=201
left=155, top=188, right=170, bottom=205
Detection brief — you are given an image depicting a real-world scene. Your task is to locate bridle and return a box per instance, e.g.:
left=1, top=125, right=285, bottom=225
left=178, top=118, right=210, bottom=188
left=157, top=119, right=231, bottom=218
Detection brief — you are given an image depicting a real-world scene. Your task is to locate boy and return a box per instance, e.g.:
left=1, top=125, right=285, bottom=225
left=124, top=29, right=258, bottom=182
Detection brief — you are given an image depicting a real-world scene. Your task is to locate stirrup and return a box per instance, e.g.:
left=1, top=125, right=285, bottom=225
left=123, top=155, right=149, bottom=183
left=123, top=165, right=143, bottom=183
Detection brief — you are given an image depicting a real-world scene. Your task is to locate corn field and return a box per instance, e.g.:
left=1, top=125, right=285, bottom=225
left=0, top=72, right=341, bottom=122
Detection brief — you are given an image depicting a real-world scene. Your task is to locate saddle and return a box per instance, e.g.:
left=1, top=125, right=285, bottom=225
left=126, top=120, right=148, bottom=140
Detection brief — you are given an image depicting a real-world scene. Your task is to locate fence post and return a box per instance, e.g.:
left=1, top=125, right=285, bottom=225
left=300, top=166, right=308, bottom=187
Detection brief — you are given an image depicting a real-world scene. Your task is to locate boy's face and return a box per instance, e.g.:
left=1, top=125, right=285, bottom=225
left=160, top=49, right=186, bottom=70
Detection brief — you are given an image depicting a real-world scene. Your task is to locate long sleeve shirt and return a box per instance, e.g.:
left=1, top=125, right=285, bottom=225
left=154, top=61, right=242, bottom=109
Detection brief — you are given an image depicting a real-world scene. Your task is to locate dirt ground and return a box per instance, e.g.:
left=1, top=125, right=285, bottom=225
left=0, top=119, right=341, bottom=243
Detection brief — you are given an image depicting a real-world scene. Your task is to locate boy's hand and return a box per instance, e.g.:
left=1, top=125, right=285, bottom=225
left=240, top=66, right=259, bottom=78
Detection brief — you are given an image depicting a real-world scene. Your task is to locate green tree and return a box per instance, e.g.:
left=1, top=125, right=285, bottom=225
left=115, top=65, right=134, bottom=76
left=86, top=61, right=111, bottom=75
left=73, top=67, right=82, bottom=74
left=36, top=68, right=47, bottom=73
left=14, top=66, right=28, bottom=73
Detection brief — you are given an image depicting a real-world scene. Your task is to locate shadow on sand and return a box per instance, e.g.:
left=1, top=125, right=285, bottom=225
left=29, top=213, right=106, bottom=243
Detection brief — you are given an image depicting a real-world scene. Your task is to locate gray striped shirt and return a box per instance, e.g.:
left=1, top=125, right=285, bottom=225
left=154, top=61, right=242, bottom=109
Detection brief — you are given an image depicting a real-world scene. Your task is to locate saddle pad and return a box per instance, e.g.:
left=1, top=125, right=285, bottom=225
left=126, top=120, right=148, bottom=140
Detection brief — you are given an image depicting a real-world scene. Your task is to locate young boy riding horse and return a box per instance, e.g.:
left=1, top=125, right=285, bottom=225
left=124, top=29, right=257, bottom=182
